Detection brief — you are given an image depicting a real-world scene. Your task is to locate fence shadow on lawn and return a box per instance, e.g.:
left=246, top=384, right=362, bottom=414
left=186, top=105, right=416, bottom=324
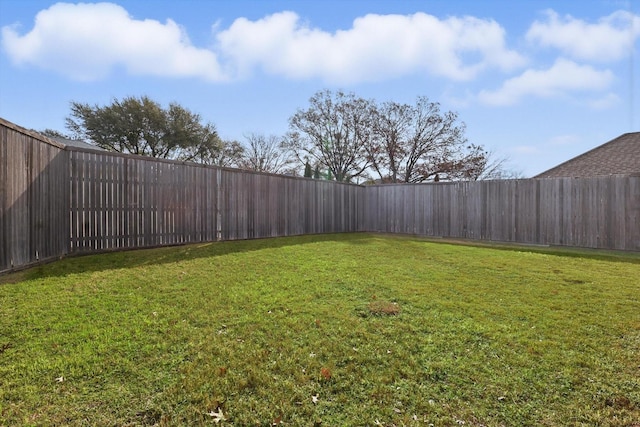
left=397, top=234, right=640, bottom=265
left=3, top=231, right=639, bottom=286
left=1, top=232, right=375, bottom=283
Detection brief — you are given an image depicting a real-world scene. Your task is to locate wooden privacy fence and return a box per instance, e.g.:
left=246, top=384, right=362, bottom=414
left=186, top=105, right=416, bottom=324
left=1, top=118, right=365, bottom=272
left=1, top=117, right=639, bottom=273
left=1, top=121, right=70, bottom=272
left=68, top=148, right=364, bottom=252
left=364, top=178, right=639, bottom=250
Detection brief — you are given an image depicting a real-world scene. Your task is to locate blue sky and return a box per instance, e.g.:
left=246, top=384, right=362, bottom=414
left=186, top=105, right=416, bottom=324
left=1, top=0, right=638, bottom=177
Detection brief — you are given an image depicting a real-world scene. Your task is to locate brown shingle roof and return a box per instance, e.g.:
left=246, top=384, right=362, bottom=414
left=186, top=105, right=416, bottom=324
left=47, top=135, right=106, bottom=151
left=535, top=132, right=640, bottom=178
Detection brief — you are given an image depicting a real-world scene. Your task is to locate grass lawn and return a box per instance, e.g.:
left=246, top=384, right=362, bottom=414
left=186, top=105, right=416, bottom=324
left=1, top=233, right=639, bottom=426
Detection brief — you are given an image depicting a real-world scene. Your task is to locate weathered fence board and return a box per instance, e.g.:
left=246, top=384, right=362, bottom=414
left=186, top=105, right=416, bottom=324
left=215, top=169, right=364, bottom=241
left=0, top=119, right=69, bottom=271
left=68, top=150, right=225, bottom=251
left=66, top=148, right=367, bottom=254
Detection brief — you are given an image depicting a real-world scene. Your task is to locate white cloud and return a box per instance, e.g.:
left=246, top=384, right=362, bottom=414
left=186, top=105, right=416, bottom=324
left=549, top=134, right=580, bottom=146
left=526, top=9, right=640, bottom=62
left=216, top=11, right=526, bottom=83
left=478, top=59, right=614, bottom=106
left=1, top=2, right=225, bottom=81
left=586, top=92, right=620, bottom=109
left=0, top=4, right=526, bottom=83
left=511, top=145, right=539, bottom=154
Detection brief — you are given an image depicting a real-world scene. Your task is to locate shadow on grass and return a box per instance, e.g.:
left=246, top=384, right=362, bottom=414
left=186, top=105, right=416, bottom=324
left=2, top=231, right=637, bottom=285
left=378, top=233, right=640, bottom=265
left=1, top=233, right=374, bottom=282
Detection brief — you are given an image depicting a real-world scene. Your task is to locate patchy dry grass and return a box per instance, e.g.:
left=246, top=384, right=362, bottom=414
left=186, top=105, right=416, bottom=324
left=367, top=299, right=401, bottom=316
left=1, top=233, right=639, bottom=426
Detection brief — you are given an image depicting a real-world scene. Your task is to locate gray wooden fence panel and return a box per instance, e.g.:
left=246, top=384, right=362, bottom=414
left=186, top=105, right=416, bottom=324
left=538, top=178, right=561, bottom=246
left=434, top=184, right=450, bottom=237
left=626, top=177, right=640, bottom=250
left=214, top=168, right=365, bottom=242
left=465, top=182, right=482, bottom=240
left=514, top=179, right=538, bottom=244
left=364, top=177, right=639, bottom=250
left=0, top=120, right=69, bottom=271
left=68, top=151, right=221, bottom=252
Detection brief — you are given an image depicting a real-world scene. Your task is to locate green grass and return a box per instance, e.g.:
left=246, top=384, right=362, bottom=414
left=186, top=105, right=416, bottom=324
left=1, top=233, right=639, bottom=426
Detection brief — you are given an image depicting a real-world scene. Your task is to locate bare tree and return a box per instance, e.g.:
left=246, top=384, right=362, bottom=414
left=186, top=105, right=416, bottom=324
left=367, top=97, right=472, bottom=183
left=366, top=101, right=413, bottom=182
left=194, top=139, right=244, bottom=168
left=470, top=150, right=525, bottom=180
left=239, top=133, right=295, bottom=174
left=286, top=90, right=515, bottom=183
left=286, top=90, right=372, bottom=182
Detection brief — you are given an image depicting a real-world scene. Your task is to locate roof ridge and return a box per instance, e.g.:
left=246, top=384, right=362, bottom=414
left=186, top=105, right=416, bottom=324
left=535, top=132, right=640, bottom=178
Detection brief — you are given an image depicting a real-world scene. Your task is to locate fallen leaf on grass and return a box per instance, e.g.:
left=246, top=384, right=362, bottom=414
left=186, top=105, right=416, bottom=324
left=312, top=394, right=319, bottom=404
left=320, top=367, right=331, bottom=380
left=55, top=376, right=64, bottom=383
left=206, top=408, right=226, bottom=423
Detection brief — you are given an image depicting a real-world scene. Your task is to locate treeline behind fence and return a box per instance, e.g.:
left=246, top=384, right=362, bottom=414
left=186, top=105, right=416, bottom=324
left=1, top=117, right=638, bottom=273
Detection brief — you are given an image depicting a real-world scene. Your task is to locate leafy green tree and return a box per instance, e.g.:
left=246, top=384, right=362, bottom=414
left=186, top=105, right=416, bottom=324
left=304, top=161, right=313, bottom=178
left=65, top=95, right=223, bottom=163
left=313, top=165, right=320, bottom=179
left=39, top=129, right=72, bottom=140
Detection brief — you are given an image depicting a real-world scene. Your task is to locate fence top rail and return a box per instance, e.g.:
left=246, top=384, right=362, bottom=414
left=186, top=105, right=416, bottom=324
left=363, top=181, right=476, bottom=187
left=66, top=144, right=365, bottom=187
left=0, top=116, right=66, bottom=149
left=365, top=179, right=529, bottom=187
left=364, top=175, right=640, bottom=187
